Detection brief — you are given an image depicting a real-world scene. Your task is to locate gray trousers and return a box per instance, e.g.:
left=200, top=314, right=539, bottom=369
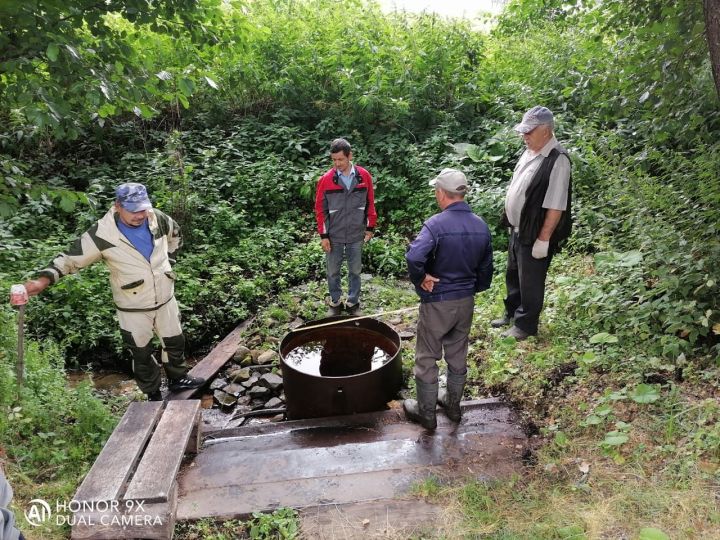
left=504, top=230, right=554, bottom=335
left=414, top=296, right=475, bottom=384
left=117, top=297, right=188, bottom=394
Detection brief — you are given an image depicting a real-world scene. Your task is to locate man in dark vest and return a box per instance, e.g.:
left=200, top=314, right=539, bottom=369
left=492, top=106, right=572, bottom=340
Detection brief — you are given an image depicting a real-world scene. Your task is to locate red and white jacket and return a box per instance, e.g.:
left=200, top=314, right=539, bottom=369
left=314, top=165, right=377, bottom=243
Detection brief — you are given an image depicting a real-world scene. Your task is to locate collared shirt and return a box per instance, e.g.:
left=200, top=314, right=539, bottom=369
left=505, top=136, right=570, bottom=228
left=337, top=164, right=356, bottom=190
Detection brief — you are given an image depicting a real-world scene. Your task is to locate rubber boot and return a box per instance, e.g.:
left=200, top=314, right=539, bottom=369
left=403, top=379, right=439, bottom=430
left=438, top=372, right=466, bottom=422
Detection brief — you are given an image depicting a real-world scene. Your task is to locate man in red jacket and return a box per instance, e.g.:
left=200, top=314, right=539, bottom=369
left=314, top=138, right=377, bottom=316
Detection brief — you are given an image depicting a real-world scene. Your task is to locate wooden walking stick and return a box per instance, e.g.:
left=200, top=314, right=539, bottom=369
left=10, top=285, right=28, bottom=387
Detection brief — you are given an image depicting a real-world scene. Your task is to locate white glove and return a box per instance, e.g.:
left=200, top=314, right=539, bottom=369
left=532, top=239, right=549, bottom=259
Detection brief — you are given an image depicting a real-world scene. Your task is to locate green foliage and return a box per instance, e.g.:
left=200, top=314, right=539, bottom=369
left=0, top=0, right=248, bottom=139
left=0, top=304, right=117, bottom=517
left=175, top=518, right=246, bottom=540
left=248, top=508, right=299, bottom=540
left=638, top=527, right=670, bottom=540
left=411, top=475, right=443, bottom=499
left=0, top=1, right=719, bottom=537
left=0, top=337, right=117, bottom=475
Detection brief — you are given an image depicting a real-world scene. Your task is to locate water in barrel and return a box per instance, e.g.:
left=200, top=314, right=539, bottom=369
left=283, top=327, right=396, bottom=377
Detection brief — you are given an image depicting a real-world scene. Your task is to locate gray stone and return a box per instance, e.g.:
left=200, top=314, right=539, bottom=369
left=265, top=397, right=284, bottom=409
left=228, top=367, right=251, bottom=383
left=250, top=399, right=268, bottom=410
left=201, top=408, right=233, bottom=428
left=209, top=377, right=228, bottom=391
left=389, top=317, right=402, bottom=325
left=259, top=372, right=283, bottom=391
left=232, top=345, right=251, bottom=363
left=257, top=350, right=278, bottom=365
left=240, top=356, right=254, bottom=367
left=213, top=390, right=237, bottom=408
left=241, top=374, right=260, bottom=388
left=248, top=386, right=271, bottom=398
left=399, top=330, right=415, bottom=340
left=290, top=317, right=304, bottom=329
left=222, top=383, right=244, bottom=397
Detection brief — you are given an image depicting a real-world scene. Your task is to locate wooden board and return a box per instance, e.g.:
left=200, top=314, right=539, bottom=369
left=74, top=401, right=163, bottom=504
left=177, top=400, right=526, bottom=520
left=71, top=483, right=177, bottom=540
left=168, top=317, right=254, bottom=401
left=124, top=400, right=201, bottom=503
left=299, top=499, right=442, bottom=539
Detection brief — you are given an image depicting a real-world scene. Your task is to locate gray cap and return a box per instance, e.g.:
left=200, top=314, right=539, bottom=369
left=514, top=106, right=554, bottom=133
left=116, top=182, right=152, bottom=212
left=429, top=168, right=468, bottom=194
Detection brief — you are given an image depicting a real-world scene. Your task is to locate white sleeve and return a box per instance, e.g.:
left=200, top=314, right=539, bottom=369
left=542, top=154, right=571, bottom=210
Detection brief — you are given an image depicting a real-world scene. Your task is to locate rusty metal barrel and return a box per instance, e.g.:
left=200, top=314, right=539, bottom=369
left=279, top=316, right=402, bottom=419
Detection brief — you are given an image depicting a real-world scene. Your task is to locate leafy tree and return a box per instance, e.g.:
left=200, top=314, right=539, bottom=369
left=0, top=0, right=245, bottom=140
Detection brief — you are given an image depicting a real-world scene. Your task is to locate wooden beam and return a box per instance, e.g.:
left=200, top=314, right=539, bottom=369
left=124, top=400, right=201, bottom=503
left=71, top=483, right=177, bottom=540
left=74, top=402, right=163, bottom=504
left=168, top=317, right=254, bottom=401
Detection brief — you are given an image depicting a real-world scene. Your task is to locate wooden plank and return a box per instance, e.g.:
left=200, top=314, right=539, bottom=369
left=168, top=317, right=254, bottom=401
left=124, top=400, right=201, bottom=503
left=74, top=401, right=163, bottom=504
left=71, top=482, right=177, bottom=540
left=186, top=413, right=201, bottom=454
left=300, top=499, right=442, bottom=540
left=177, top=401, right=526, bottom=520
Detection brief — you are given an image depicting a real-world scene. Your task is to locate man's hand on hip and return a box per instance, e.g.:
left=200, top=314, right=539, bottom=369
left=321, top=238, right=331, bottom=253
left=532, top=239, right=549, bottom=259
left=421, top=274, right=440, bottom=292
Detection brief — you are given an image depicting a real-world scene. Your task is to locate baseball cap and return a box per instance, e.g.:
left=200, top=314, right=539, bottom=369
left=115, top=183, right=152, bottom=212
left=514, top=106, right=554, bottom=133
left=429, top=168, right=468, bottom=194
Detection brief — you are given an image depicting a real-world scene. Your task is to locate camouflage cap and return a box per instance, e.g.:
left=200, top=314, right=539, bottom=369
left=115, top=183, right=152, bottom=212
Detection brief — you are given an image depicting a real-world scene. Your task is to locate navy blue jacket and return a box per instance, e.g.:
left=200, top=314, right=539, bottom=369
left=406, top=201, right=493, bottom=303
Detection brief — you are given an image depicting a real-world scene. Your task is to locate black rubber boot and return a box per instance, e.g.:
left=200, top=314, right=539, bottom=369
left=438, top=372, right=466, bottom=422
left=403, top=379, right=439, bottom=430
left=490, top=315, right=513, bottom=328
left=326, top=300, right=343, bottom=317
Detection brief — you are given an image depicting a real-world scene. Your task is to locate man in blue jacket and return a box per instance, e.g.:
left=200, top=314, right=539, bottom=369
left=404, top=169, right=493, bottom=429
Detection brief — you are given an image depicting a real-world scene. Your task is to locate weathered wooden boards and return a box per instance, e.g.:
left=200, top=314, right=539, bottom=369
left=71, top=400, right=200, bottom=540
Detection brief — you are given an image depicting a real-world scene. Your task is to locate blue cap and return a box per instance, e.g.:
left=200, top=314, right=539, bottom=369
left=116, top=183, right=152, bottom=212
left=514, top=106, right=554, bottom=133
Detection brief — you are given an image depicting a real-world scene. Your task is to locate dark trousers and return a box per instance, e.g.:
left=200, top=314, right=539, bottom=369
left=414, top=296, right=475, bottom=384
left=503, top=230, right=553, bottom=335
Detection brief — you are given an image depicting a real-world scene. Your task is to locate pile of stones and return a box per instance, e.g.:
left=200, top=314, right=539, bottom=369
left=209, top=344, right=285, bottom=424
